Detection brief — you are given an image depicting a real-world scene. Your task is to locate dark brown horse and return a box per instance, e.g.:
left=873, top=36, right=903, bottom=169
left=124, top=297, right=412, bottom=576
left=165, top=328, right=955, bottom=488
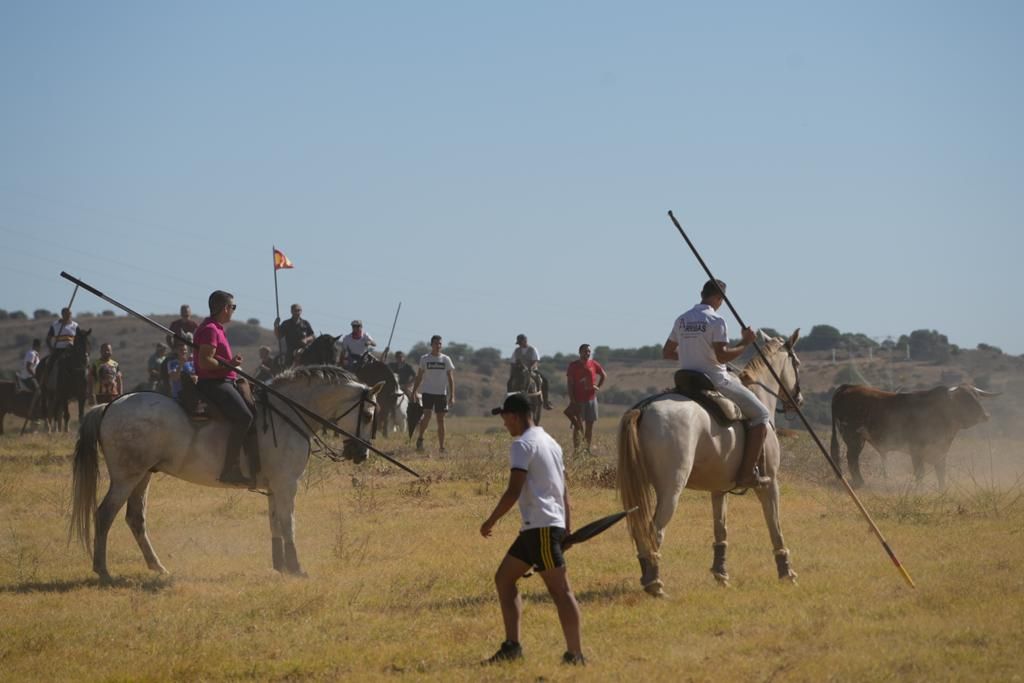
left=299, top=334, right=403, bottom=437
left=38, top=329, right=91, bottom=432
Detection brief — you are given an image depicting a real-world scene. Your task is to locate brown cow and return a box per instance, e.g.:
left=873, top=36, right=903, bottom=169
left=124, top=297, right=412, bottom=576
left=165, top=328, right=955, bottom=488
left=829, top=383, right=997, bottom=488
left=0, top=381, right=43, bottom=435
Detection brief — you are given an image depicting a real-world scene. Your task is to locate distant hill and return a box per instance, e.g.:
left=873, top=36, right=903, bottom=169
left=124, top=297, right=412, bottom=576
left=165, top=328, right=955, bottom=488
left=2, top=315, right=1021, bottom=437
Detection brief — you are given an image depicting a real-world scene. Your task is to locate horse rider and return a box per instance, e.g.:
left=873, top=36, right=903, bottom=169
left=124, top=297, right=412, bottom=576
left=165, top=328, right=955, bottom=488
left=274, top=303, right=315, bottom=366
left=195, top=290, right=258, bottom=487
left=40, top=307, right=80, bottom=390
left=662, top=279, right=771, bottom=489
left=388, top=350, right=416, bottom=398
left=509, top=334, right=553, bottom=410
left=17, top=338, right=42, bottom=394
left=340, top=320, right=376, bottom=370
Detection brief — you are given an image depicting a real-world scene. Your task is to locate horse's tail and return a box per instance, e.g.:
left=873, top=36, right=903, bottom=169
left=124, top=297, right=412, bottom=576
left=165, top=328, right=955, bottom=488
left=617, top=408, right=656, bottom=556
left=70, top=406, right=105, bottom=552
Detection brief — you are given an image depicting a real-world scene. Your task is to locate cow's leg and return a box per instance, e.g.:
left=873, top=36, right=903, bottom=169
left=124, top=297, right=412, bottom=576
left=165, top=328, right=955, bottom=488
left=910, top=451, right=926, bottom=486
left=710, top=492, right=729, bottom=585
left=933, top=453, right=948, bottom=490
left=755, top=480, right=796, bottom=582
left=844, top=434, right=867, bottom=488
left=125, top=473, right=168, bottom=574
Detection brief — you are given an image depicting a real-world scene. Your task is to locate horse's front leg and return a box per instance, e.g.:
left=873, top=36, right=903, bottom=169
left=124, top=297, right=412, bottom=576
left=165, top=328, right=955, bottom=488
left=754, top=480, right=797, bottom=583
left=710, top=492, right=729, bottom=586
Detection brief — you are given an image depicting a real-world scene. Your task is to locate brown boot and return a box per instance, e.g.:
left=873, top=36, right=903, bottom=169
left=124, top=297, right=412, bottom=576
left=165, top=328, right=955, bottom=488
left=736, top=423, right=771, bottom=489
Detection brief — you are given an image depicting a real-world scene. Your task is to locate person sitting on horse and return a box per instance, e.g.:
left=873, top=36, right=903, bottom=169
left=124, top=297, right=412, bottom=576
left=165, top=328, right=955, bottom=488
left=662, top=279, right=771, bottom=489
left=47, top=307, right=79, bottom=354
left=88, top=343, right=124, bottom=406
left=195, top=290, right=258, bottom=487
left=17, top=338, right=42, bottom=394
left=340, top=320, right=376, bottom=370
left=274, top=303, right=315, bottom=366
left=388, top=350, right=416, bottom=398
left=509, top=334, right=553, bottom=410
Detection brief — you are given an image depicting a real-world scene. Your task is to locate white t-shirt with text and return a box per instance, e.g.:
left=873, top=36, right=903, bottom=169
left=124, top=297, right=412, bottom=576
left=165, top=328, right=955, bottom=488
left=669, top=303, right=730, bottom=385
left=509, top=426, right=566, bottom=531
left=418, top=353, right=455, bottom=395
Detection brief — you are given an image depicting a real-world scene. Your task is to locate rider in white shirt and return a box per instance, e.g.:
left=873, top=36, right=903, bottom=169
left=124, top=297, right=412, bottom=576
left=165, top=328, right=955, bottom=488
left=340, top=320, right=376, bottom=369
left=663, top=279, right=771, bottom=489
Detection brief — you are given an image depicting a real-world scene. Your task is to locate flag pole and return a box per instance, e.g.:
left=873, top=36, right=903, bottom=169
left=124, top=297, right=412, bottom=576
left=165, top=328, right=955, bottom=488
left=273, top=246, right=283, bottom=357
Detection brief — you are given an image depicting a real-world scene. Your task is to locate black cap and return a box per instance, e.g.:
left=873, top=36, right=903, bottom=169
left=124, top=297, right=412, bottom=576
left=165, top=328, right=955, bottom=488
left=491, top=393, right=532, bottom=416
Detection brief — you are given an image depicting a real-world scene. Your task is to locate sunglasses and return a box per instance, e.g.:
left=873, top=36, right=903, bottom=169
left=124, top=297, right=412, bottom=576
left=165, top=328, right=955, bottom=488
left=227, top=304, right=237, bottom=311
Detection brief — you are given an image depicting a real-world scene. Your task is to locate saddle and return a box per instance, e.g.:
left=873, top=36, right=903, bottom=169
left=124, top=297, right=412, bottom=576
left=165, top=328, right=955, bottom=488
left=670, top=370, right=745, bottom=427
left=177, top=377, right=257, bottom=422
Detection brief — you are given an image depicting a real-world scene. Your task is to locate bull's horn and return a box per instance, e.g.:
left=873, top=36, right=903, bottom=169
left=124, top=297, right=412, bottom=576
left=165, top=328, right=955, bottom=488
left=970, top=387, right=1001, bottom=398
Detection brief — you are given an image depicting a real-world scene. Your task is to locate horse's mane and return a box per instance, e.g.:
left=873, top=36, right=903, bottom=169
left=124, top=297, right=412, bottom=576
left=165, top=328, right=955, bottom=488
left=271, top=364, right=361, bottom=387
left=738, top=337, right=785, bottom=382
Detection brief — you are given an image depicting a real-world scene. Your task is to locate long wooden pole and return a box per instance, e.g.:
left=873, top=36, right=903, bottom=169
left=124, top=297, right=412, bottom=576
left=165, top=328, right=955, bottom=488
left=666, top=211, right=916, bottom=589
left=59, top=272, right=421, bottom=479
left=382, top=302, right=402, bottom=363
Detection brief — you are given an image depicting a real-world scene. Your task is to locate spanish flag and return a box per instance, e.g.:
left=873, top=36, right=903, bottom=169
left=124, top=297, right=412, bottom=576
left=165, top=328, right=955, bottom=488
left=273, top=247, right=294, bottom=270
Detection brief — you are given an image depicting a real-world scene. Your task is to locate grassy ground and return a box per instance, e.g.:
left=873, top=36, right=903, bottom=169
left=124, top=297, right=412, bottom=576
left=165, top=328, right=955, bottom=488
left=0, top=415, right=1022, bottom=681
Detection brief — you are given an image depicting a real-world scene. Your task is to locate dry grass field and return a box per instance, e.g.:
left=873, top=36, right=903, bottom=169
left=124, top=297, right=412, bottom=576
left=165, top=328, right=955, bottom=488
left=1, top=415, right=1023, bottom=682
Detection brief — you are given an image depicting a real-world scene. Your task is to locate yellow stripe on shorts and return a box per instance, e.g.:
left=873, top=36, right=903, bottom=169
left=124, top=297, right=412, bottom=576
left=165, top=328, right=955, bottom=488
left=540, top=528, right=553, bottom=570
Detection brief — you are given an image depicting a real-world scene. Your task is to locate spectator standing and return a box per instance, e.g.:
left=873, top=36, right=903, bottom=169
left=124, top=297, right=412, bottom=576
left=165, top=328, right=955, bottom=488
left=148, top=343, right=168, bottom=389
left=89, top=343, right=124, bottom=405
left=164, top=338, right=196, bottom=400
left=17, top=338, right=42, bottom=393
left=274, top=303, right=315, bottom=366
left=565, top=344, right=607, bottom=452
left=167, top=305, right=199, bottom=347
left=411, top=335, right=455, bottom=453
left=340, top=320, right=376, bottom=369
left=254, top=346, right=274, bottom=382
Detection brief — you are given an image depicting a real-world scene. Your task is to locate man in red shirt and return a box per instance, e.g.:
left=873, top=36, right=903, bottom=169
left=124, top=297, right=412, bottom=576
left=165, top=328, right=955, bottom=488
left=565, top=344, right=607, bottom=452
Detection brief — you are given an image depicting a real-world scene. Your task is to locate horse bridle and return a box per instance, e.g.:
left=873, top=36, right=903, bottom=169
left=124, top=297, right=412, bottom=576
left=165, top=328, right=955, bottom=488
left=747, top=345, right=801, bottom=414
left=270, top=384, right=378, bottom=460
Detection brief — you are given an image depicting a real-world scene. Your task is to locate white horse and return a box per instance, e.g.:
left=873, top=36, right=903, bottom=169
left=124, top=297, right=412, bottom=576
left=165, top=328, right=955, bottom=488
left=70, top=365, right=384, bottom=582
left=618, top=331, right=803, bottom=596
left=389, top=392, right=408, bottom=436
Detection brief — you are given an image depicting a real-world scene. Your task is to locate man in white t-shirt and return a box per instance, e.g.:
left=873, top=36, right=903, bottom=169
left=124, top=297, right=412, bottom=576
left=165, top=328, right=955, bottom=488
left=662, top=279, right=771, bottom=489
left=17, top=339, right=42, bottom=393
left=480, top=393, right=584, bottom=666
left=340, top=320, right=376, bottom=369
left=411, top=334, right=455, bottom=453
left=47, top=308, right=79, bottom=352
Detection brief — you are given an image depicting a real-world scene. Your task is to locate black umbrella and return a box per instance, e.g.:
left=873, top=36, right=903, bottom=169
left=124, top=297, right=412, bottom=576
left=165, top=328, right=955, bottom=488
left=523, top=508, right=637, bottom=577
left=563, top=507, right=637, bottom=550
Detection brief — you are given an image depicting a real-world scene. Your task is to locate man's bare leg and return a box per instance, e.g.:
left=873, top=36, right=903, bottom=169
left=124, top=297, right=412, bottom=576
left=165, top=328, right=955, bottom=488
left=538, top=565, right=582, bottom=656
left=436, top=412, right=446, bottom=451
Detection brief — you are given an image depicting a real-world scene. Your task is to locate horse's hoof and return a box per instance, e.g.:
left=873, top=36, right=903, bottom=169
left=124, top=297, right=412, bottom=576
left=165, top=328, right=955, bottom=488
left=643, top=581, right=666, bottom=598
left=97, top=573, right=114, bottom=587
left=712, top=572, right=731, bottom=587
left=779, top=571, right=798, bottom=585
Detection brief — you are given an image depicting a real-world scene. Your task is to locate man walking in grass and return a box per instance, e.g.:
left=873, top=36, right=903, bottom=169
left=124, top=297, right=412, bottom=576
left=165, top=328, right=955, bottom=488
left=480, top=393, right=585, bottom=666
left=411, top=335, right=455, bottom=454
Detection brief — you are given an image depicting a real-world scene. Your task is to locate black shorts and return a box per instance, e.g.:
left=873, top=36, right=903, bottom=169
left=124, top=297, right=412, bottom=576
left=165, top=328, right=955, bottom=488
left=421, top=393, right=448, bottom=414
left=507, top=527, right=566, bottom=572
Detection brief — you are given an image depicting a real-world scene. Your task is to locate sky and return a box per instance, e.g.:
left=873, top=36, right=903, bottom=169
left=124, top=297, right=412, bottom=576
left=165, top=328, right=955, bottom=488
left=2, top=1, right=1021, bottom=357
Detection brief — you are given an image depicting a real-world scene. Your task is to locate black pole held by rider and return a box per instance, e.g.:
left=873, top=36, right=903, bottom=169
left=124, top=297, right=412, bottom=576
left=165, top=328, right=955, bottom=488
left=665, top=211, right=916, bottom=589
left=59, top=271, right=421, bottom=479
